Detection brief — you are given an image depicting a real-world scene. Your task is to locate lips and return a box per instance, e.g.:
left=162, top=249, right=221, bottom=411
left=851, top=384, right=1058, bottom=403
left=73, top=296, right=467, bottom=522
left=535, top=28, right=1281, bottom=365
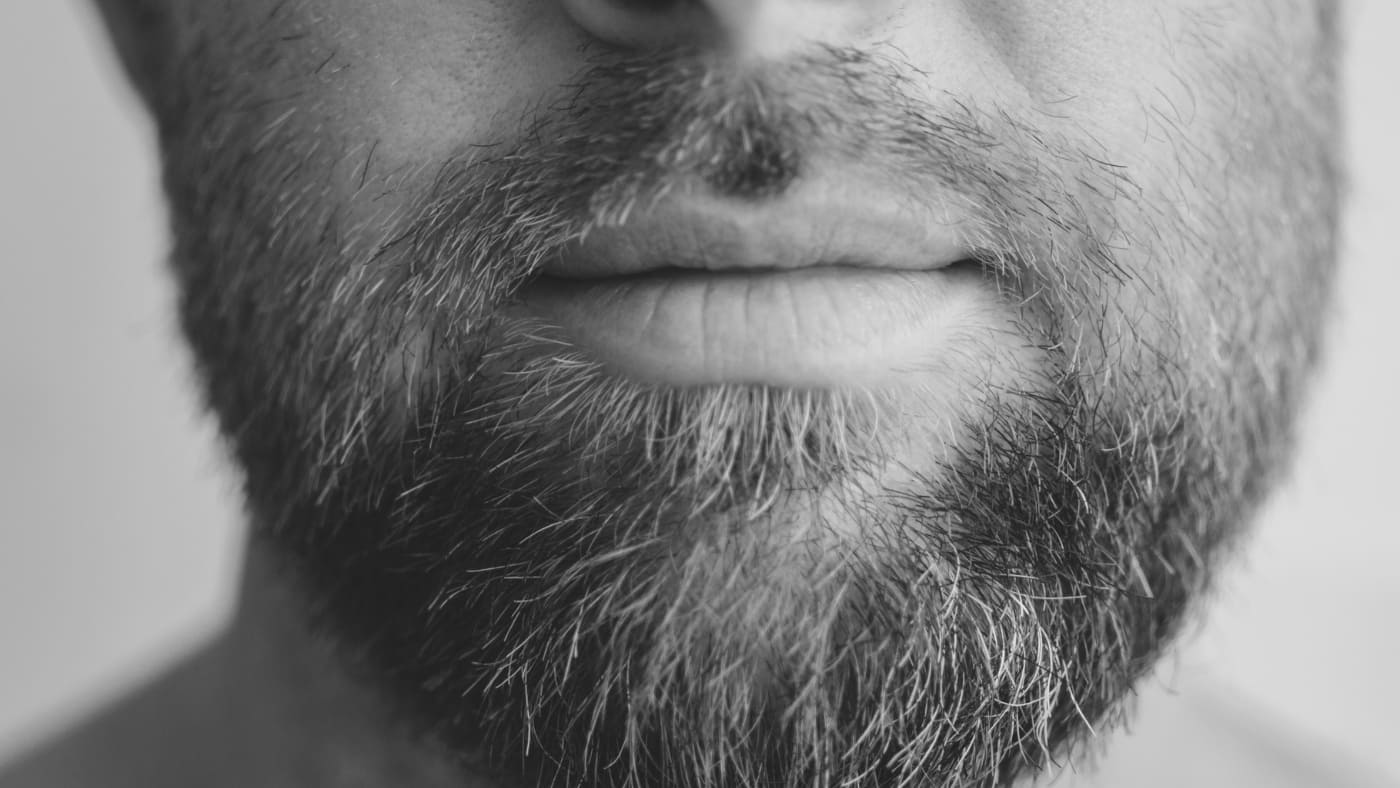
left=541, top=185, right=972, bottom=280
left=515, top=181, right=992, bottom=386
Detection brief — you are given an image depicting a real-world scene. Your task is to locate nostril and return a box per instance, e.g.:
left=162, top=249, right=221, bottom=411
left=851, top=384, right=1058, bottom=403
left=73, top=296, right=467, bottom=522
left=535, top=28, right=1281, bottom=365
left=562, top=0, right=711, bottom=49
left=566, top=0, right=883, bottom=60
left=614, top=0, right=685, bottom=9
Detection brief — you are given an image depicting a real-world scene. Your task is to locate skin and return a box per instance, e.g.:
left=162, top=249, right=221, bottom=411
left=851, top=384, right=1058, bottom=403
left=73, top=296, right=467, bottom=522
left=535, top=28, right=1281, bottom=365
left=2, top=1, right=1345, bottom=787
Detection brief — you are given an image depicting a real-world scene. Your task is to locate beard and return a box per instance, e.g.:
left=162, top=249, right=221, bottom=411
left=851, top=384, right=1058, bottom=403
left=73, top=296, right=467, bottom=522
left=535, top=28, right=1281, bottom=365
left=153, top=37, right=1340, bottom=788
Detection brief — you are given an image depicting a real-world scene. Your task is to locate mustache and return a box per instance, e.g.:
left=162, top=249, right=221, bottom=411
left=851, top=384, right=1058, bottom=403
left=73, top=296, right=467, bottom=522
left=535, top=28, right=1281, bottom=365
left=385, top=46, right=1126, bottom=334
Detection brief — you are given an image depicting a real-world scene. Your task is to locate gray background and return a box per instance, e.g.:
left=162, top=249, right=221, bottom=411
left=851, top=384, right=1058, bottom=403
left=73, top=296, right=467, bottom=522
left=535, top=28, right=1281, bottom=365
left=2, top=1, right=1396, bottom=780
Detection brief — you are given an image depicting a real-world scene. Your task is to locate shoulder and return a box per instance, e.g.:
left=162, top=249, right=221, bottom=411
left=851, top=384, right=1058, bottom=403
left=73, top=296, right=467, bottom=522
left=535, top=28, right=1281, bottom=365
left=0, top=642, right=240, bottom=788
left=1042, top=674, right=1396, bottom=788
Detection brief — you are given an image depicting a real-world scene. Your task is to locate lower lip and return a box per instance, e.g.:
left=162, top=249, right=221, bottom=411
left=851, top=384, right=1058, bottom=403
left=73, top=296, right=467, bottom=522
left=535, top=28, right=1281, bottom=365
left=515, top=265, right=989, bottom=387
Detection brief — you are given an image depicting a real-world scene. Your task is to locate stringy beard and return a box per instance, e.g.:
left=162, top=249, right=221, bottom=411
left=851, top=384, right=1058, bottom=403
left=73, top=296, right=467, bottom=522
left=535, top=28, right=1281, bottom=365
left=257, top=332, right=1267, bottom=788
left=155, top=31, right=1339, bottom=788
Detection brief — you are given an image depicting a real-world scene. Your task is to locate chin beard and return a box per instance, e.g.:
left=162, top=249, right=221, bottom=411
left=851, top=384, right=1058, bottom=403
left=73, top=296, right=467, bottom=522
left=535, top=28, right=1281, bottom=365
left=245, top=332, right=1284, bottom=788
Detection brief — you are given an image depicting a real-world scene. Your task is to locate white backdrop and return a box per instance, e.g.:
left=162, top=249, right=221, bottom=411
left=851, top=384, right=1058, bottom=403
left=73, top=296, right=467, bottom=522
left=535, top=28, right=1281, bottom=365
left=1, top=1, right=1396, bottom=781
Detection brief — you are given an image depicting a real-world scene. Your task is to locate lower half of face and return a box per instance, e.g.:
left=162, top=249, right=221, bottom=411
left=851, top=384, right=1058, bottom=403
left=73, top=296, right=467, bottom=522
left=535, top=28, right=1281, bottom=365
left=150, top=1, right=1340, bottom=785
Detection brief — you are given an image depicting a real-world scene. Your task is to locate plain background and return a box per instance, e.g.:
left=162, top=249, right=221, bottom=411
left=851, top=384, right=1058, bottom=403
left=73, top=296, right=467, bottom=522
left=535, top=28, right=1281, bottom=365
left=1, top=0, right=1396, bottom=782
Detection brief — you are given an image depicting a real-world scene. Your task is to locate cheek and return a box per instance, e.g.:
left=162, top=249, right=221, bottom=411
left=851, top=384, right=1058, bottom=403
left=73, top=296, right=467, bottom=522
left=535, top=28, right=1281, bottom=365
left=271, top=0, right=594, bottom=183
left=990, top=4, right=1308, bottom=386
left=192, top=0, right=600, bottom=252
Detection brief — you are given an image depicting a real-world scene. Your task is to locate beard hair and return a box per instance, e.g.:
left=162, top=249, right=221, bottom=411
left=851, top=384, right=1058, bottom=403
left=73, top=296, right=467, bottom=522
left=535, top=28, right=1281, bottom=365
left=264, top=347, right=1260, bottom=788
left=152, top=29, right=1340, bottom=788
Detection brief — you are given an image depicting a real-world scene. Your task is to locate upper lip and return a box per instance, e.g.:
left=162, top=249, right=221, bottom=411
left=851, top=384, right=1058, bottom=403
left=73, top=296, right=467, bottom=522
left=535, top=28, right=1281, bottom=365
left=540, top=181, right=974, bottom=280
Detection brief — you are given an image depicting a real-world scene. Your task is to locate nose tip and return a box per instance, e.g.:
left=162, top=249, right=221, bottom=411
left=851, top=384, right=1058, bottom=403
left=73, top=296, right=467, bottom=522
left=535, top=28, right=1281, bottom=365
left=561, top=0, right=889, bottom=57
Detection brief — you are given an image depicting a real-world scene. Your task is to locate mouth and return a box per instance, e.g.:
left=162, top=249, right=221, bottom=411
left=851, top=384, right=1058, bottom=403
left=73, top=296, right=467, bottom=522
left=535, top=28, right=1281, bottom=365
left=542, top=259, right=981, bottom=284
left=516, top=186, right=994, bottom=387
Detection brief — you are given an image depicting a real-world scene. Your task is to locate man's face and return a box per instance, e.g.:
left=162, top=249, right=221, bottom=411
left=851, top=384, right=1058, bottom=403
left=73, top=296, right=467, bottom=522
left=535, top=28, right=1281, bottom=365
left=134, top=0, right=1339, bottom=785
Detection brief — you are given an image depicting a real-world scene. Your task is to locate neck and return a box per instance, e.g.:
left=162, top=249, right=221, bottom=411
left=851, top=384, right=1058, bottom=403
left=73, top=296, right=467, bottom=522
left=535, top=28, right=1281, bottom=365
left=216, top=538, right=506, bottom=788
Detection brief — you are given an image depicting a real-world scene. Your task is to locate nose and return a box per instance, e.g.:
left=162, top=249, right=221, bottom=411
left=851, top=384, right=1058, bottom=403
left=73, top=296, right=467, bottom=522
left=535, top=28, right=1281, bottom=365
left=560, top=0, right=897, bottom=58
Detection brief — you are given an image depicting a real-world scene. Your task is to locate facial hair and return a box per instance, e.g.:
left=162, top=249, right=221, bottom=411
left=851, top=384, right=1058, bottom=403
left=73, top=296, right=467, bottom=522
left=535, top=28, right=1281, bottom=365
left=152, top=32, right=1341, bottom=788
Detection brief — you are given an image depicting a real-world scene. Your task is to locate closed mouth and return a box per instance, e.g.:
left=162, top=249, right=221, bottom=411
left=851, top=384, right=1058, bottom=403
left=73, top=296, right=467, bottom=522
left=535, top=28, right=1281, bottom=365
left=514, top=180, right=994, bottom=386
left=537, top=257, right=985, bottom=283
